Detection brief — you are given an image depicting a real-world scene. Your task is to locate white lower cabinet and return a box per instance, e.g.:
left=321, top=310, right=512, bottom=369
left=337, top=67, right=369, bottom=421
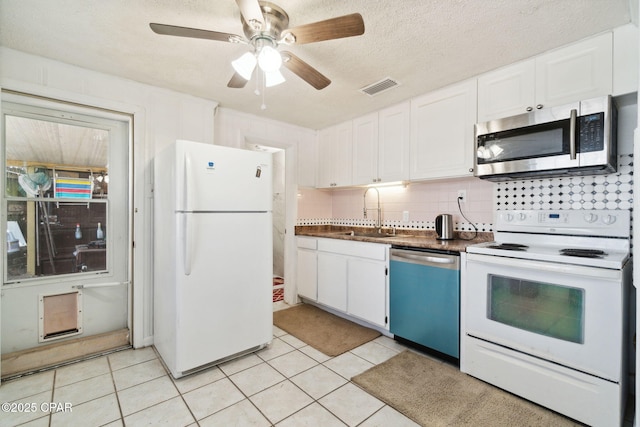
left=296, top=250, right=318, bottom=301
left=317, top=252, right=348, bottom=311
left=348, top=257, right=387, bottom=328
left=301, top=238, right=389, bottom=329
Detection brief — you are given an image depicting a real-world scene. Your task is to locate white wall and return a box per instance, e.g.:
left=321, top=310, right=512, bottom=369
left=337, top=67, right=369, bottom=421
left=0, top=47, right=217, bottom=348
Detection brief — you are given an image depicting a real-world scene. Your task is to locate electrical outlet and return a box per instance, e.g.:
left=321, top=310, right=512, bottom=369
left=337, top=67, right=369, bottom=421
left=402, top=211, right=410, bottom=222
left=457, top=190, right=466, bottom=202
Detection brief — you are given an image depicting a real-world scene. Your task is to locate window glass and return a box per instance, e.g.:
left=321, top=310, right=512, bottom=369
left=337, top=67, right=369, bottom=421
left=487, top=274, right=584, bottom=344
left=4, top=113, right=109, bottom=282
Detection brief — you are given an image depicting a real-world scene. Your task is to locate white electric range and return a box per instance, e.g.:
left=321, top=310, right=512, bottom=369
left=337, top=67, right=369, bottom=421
left=462, top=209, right=632, bottom=427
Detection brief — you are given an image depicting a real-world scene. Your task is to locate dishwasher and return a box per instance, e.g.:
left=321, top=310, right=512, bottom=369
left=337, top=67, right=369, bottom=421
left=389, top=247, right=460, bottom=359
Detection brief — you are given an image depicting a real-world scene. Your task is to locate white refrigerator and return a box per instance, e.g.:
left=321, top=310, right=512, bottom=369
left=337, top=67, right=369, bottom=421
left=153, top=140, right=273, bottom=378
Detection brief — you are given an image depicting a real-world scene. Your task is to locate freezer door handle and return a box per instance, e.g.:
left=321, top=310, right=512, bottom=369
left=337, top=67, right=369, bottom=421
left=184, top=152, right=192, bottom=211
left=183, top=214, right=193, bottom=275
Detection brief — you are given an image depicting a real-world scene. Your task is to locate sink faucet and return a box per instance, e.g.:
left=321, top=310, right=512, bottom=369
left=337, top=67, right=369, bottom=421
left=363, top=187, right=382, bottom=231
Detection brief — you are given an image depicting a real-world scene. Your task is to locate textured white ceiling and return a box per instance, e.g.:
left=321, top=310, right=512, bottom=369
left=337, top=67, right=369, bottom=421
left=0, top=0, right=635, bottom=130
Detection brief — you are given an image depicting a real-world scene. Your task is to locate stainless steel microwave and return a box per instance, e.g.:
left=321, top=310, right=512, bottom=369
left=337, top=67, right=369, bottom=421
left=474, top=96, right=617, bottom=181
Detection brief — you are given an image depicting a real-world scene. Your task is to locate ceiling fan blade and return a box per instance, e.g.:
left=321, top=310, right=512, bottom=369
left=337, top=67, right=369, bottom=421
left=281, top=51, right=330, bottom=90
left=227, top=72, right=249, bottom=88
left=150, top=23, right=243, bottom=43
left=281, top=13, right=364, bottom=45
left=235, top=0, right=264, bottom=30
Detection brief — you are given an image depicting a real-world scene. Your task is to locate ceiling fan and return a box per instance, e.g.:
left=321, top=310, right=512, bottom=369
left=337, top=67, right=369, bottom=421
left=150, top=0, right=365, bottom=90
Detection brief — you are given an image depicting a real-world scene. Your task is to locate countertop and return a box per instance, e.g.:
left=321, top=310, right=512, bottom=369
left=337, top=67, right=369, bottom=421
left=295, top=225, right=493, bottom=253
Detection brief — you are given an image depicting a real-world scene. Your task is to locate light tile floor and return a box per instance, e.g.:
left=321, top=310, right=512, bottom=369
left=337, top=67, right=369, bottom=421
left=0, top=302, right=635, bottom=426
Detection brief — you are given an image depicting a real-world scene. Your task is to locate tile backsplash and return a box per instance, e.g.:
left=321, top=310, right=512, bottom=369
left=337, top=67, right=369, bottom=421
left=297, top=177, right=494, bottom=232
left=495, top=154, right=633, bottom=212
left=297, top=155, right=633, bottom=232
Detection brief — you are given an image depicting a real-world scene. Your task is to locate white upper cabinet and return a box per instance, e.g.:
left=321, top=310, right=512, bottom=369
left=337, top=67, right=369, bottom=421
left=478, top=32, right=613, bottom=122
left=613, top=24, right=639, bottom=96
left=477, top=59, right=536, bottom=122
left=317, top=121, right=352, bottom=188
left=378, top=102, right=411, bottom=183
left=410, top=79, right=477, bottom=180
left=352, top=102, right=410, bottom=186
left=535, top=32, right=612, bottom=107
left=352, top=112, right=379, bottom=185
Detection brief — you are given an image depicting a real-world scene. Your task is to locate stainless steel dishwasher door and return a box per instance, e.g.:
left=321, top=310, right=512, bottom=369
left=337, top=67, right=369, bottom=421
left=389, top=248, right=460, bottom=358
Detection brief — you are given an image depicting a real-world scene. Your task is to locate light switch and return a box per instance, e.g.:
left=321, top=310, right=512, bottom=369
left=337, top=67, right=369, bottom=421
left=402, top=211, right=409, bottom=222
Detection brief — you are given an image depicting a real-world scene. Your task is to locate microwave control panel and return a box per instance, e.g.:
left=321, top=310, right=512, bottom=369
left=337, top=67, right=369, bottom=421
left=579, top=112, right=604, bottom=152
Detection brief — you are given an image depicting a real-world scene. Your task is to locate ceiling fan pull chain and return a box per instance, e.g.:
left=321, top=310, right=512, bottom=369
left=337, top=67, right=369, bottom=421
left=254, top=67, right=261, bottom=96
left=261, top=70, right=267, bottom=110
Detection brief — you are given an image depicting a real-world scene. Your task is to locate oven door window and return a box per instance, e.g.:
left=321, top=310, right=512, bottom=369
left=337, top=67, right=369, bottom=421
left=487, top=274, right=584, bottom=344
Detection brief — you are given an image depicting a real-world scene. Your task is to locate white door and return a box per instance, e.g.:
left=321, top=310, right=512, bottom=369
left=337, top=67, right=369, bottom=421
left=1, top=98, right=131, bottom=369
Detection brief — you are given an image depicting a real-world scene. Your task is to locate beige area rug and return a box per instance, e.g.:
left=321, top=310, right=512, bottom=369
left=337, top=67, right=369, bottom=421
left=352, top=350, right=581, bottom=427
left=273, top=304, right=380, bottom=356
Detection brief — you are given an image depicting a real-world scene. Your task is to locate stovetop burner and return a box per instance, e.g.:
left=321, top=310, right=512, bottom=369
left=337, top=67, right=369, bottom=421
left=560, top=249, right=608, bottom=258
left=486, top=243, right=529, bottom=251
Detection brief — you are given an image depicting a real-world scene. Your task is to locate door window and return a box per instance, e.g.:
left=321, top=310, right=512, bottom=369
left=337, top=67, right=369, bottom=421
left=487, top=274, right=584, bottom=344
left=3, top=102, right=128, bottom=285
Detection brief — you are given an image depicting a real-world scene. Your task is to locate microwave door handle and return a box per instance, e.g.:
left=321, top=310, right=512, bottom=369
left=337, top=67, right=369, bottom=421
left=569, top=108, right=577, bottom=160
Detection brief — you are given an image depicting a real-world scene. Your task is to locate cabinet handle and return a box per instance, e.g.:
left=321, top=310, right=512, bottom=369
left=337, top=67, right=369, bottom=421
left=536, top=104, right=543, bottom=109
left=526, top=106, right=533, bottom=112
left=468, top=168, right=474, bottom=173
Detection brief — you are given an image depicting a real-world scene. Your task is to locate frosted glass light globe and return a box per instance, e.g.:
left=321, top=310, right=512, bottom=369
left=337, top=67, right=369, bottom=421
left=258, top=46, right=282, bottom=72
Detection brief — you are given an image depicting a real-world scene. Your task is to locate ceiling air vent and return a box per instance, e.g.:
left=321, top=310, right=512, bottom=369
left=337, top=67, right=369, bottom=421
left=359, top=77, right=400, bottom=97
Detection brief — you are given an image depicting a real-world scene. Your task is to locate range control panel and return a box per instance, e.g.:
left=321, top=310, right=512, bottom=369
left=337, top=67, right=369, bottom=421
left=495, top=209, right=630, bottom=238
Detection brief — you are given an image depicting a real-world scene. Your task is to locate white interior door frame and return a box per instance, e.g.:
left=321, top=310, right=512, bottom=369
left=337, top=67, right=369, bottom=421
left=244, top=136, right=298, bottom=305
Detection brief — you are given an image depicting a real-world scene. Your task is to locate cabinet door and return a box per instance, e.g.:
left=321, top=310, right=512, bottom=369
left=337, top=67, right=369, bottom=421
left=378, top=102, right=410, bottom=182
left=477, top=59, right=536, bottom=122
left=410, top=79, right=477, bottom=180
left=535, top=32, right=612, bottom=108
left=317, top=252, right=347, bottom=311
left=352, top=113, right=379, bottom=185
left=317, top=126, right=336, bottom=188
left=613, top=24, right=638, bottom=96
left=333, top=121, right=353, bottom=187
left=348, top=258, right=387, bottom=328
left=296, top=248, right=317, bottom=300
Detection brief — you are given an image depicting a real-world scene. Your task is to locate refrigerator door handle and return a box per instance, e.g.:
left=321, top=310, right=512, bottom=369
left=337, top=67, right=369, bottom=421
left=183, top=214, right=193, bottom=276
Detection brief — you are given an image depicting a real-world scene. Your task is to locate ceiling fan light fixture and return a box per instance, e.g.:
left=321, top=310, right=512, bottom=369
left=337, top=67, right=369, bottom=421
left=231, top=51, right=257, bottom=80
left=257, top=45, right=282, bottom=72
left=265, top=69, right=286, bottom=87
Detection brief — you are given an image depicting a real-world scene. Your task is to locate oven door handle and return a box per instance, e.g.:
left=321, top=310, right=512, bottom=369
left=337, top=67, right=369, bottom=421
left=569, top=108, right=577, bottom=160
left=465, top=253, right=622, bottom=280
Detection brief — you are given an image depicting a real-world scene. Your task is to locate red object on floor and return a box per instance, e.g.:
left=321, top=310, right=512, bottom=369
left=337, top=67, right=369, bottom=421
left=273, top=288, right=284, bottom=302
left=273, top=277, right=284, bottom=302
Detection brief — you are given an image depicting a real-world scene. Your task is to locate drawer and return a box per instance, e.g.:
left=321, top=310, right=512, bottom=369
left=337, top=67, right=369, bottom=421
left=317, top=238, right=387, bottom=260
left=296, top=237, right=317, bottom=250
